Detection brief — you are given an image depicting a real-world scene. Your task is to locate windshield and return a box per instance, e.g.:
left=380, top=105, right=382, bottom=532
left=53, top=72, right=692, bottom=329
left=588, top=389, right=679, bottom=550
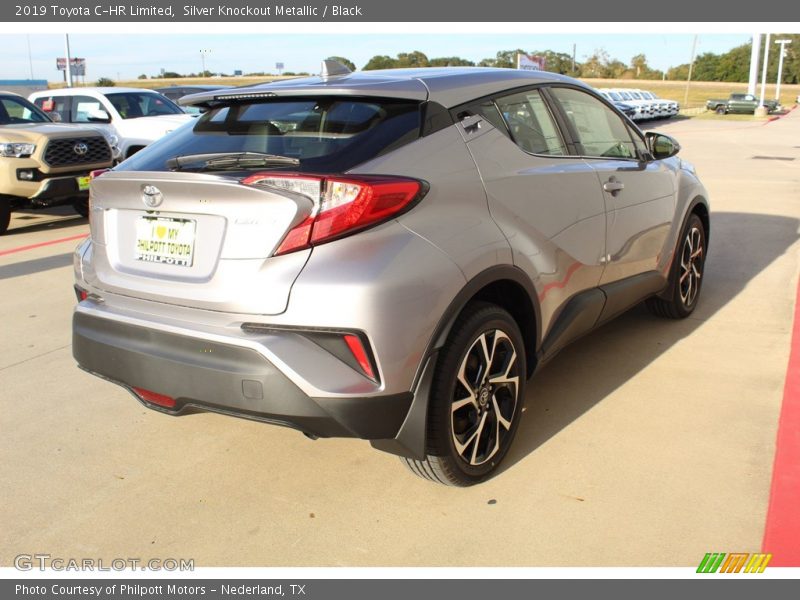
left=0, top=95, right=50, bottom=125
left=105, top=92, right=184, bottom=119
left=118, top=96, right=422, bottom=174
left=608, top=92, right=623, bottom=101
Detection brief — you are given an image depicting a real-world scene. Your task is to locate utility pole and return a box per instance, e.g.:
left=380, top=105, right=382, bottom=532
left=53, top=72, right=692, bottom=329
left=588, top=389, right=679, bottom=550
left=747, top=34, right=761, bottom=97
left=774, top=39, right=792, bottom=102
left=683, top=35, right=698, bottom=109
left=572, top=43, right=576, bottom=73
left=64, top=34, right=73, bottom=87
left=26, top=35, right=34, bottom=79
left=200, top=49, right=211, bottom=77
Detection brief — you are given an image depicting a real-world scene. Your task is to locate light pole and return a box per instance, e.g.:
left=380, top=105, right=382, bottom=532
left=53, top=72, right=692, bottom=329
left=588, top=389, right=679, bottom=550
left=774, top=39, right=792, bottom=102
left=683, top=35, right=698, bottom=109
left=64, top=34, right=73, bottom=87
left=200, top=49, right=211, bottom=77
left=758, top=33, right=771, bottom=109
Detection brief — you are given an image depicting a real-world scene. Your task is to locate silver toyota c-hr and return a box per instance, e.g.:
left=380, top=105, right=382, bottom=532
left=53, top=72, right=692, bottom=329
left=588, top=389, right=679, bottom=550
left=73, top=65, right=709, bottom=486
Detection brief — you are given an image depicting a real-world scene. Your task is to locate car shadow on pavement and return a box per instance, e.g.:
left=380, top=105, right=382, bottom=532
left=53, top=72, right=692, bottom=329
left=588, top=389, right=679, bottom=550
left=0, top=252, right=74, bottom=280
left=4, top=215, right=87, bottom=236
left=501, top=211, right=800, bottom=473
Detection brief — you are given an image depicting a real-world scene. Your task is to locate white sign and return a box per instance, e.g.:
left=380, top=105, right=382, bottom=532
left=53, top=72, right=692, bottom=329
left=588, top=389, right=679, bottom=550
left=56, top=57, right=86, bottom=76
left=517, top=53, right=546, bottom=71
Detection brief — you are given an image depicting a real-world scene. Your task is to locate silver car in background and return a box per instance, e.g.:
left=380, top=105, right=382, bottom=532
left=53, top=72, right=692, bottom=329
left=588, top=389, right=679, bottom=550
left=73, top=66, right=710, bottom=486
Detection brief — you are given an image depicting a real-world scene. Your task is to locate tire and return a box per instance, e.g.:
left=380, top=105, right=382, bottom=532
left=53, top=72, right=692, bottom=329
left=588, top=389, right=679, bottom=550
left=646, top=213, right=707, bottom=319
left=402, top=302, right=526, bottom=486
left=0, top=200, right=11, bottom=235
left=73, top=197, right=89, bottom=218
left=715, top=105, right=726, bottom=115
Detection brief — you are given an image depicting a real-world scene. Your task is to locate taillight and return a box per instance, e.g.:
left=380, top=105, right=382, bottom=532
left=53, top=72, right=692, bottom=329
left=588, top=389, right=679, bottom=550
left=242, top=173, right=426, bottom=255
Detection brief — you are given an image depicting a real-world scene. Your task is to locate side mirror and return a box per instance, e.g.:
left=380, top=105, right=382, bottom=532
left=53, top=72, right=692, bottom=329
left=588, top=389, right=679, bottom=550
left=645, top=132, right=680, bottom=160
left=87, top=109, right=111, bottom=123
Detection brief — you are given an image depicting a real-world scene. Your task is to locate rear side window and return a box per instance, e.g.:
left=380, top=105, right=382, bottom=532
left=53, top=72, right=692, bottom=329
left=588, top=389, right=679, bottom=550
left=118, top=97, right=422, bottom=174
left=105, top=92, right=183, bottom=119
left=33, top=96, right=71, bottom=123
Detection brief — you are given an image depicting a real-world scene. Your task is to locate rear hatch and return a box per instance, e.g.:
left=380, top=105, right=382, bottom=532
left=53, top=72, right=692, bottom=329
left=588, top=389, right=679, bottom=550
left=86, top=94, right=425, bottom=315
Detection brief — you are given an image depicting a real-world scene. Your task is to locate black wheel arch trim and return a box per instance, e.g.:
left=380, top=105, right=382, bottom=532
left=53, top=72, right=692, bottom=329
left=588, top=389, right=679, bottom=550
left=420, top=264, right=541, bottom=383
left=372, top=265, right=542, bottom=460
left=656, top=196, right=710, bottom=301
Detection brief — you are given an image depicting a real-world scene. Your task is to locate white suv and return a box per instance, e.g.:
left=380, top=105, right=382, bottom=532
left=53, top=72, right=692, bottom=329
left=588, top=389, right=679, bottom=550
left=29, top=87, right=193, bottom=160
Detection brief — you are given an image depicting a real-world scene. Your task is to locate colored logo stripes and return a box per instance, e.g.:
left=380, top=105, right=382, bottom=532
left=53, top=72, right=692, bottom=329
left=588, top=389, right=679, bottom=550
left=697, top=553, right=772, bottom=573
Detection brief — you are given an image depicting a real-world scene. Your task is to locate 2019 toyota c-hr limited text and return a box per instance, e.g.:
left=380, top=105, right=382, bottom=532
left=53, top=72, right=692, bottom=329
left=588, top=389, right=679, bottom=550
left=73, top=65, right=710, bottom=486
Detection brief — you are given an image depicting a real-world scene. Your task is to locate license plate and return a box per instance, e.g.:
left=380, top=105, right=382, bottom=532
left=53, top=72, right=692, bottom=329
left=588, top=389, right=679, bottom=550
left=135, top=217, right=196, bottom=267
left=76, top=176, right=91, bottom=191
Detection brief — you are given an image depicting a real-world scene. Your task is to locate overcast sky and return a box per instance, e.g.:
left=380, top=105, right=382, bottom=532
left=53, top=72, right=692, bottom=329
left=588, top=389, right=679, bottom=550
left=4, top=33, right=752, bottom=81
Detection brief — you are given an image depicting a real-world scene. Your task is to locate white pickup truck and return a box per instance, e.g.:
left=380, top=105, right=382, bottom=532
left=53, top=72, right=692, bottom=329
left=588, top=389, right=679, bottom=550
left=29, top=87, right=193, bottom=160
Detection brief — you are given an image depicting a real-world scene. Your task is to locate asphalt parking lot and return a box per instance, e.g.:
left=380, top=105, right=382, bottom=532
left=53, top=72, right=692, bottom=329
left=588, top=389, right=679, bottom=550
left=2, top=109, right=799, bottom=568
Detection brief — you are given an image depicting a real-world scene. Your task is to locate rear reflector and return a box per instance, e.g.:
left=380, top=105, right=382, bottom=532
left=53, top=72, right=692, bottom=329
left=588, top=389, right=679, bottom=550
left=133, top=387, right=176, bottom=409
left=343, top=334, right=376, bottom=381
left=74, top=285, right=88, bottom=302
left=242, top=172, right=426, bottom=255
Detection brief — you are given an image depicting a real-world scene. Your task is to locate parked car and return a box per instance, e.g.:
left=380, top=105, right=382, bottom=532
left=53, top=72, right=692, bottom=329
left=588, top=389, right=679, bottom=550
left=596, top=91, right=637, bottom=120
left=706, top=93, right=778, bottom=114
left=0, top=91, right=114, bottom=234
left=633, top=89, right=674, bottom=119
left=28, top=87, right=193, bottom=160
left=153, top=85, right=232, bottom=115
left=600, top=89, right=650, bottom=120
left=73, top=66, right=710, bottom=486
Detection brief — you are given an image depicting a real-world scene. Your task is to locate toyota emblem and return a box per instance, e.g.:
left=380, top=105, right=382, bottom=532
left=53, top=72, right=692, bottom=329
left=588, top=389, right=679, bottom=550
left=73, top=142, right=89, bottom=156
left=141, top=184, right=164, bottom=208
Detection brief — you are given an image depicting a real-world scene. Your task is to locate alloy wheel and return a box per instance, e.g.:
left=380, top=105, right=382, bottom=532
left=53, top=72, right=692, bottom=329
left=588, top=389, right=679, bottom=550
left=451, top=329, right=520, bottom=466
left=679, top=226, right=704, bottom=306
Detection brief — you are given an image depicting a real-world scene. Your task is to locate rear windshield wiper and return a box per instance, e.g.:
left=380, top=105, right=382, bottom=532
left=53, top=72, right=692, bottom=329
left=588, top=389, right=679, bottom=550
left=166, top=152, right=300, bottom=171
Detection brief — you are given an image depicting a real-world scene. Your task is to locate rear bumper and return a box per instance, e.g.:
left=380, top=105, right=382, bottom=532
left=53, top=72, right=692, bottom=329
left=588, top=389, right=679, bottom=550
left=72, top=310, right=412, bottom=440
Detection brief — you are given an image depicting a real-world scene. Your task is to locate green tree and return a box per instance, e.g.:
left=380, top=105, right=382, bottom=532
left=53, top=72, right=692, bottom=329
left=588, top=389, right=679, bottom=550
left=327, top=56, right=356, bottom=71
left=137, top=73, right=147, bottom=80
left=428, top=56, right=475, bottom=67
left=96, top=77, right=115, bottom=86
left=363, top=55, right=397, bottom=70
left=479, top=49, right=526, bottom=68
left=580, top=49, right=611, bottom=78
left=396, top=51, right=429, bottom=68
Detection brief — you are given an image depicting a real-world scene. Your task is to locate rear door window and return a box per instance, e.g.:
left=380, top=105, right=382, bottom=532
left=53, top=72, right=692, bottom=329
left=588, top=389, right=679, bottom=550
left=118, top=97, right=422, bottom=174
left=33, top=96, right=71, bottom=123
left=494, top=89, right=568, bottom=156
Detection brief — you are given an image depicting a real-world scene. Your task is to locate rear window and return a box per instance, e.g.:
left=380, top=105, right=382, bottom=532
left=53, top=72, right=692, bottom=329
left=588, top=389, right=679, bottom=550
left=106, top=92, right=184, bottom=118
left=117, top=97, right=422, bottom=174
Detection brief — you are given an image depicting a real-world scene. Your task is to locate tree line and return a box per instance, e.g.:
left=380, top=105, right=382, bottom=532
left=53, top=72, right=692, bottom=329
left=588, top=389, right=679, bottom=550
left=668, top=35, right=800, bottom=83
left=133, top=36, right=799, bottom=83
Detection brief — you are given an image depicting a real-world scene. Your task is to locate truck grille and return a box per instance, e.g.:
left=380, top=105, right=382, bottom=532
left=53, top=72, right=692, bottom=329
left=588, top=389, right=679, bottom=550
left=43, top=137, right=111, bottom=167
